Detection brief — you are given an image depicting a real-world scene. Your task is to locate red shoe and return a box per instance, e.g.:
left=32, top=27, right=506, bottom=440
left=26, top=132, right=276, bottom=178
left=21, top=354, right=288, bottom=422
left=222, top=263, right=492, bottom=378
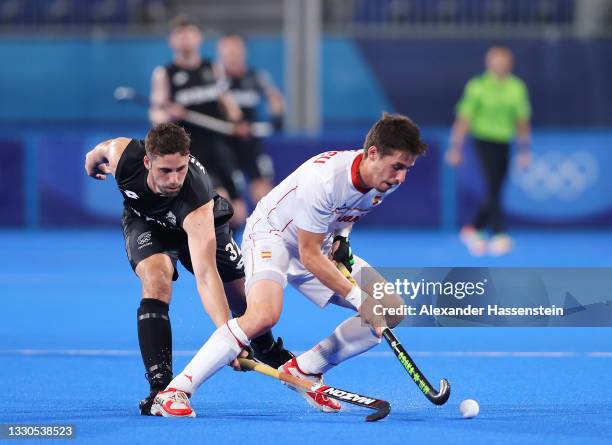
left=150, top=388, right=196, bottom=418
left=280, top=358, right=341, bottom=413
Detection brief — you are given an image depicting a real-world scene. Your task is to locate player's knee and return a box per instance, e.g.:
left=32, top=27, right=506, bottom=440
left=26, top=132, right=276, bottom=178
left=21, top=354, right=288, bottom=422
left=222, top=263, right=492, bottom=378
left=136, top=255, right=174, bottom=302
left=242, top=306, right=279, bottom=336
left=238, top=308, right=279, bottom=340
left=240, top=280, right=283, bottom=337
left=257, top=310, right=280, bottom=332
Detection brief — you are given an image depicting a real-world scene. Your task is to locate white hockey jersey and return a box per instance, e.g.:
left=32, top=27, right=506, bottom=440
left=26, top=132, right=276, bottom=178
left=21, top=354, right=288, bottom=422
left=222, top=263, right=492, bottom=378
left=244, top=149, right=399, bottom=250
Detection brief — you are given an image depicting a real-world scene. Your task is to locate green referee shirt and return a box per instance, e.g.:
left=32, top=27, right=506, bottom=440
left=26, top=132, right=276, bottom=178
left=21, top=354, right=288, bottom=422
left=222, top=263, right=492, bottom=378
left=456, top=71, right=531, bottom=143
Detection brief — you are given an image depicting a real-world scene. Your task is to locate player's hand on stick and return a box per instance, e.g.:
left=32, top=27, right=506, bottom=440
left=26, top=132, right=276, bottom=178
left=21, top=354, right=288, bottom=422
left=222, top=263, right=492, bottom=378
left=331, top=236, right=355, bottom=272
left=233, top=120, right=252, bottom=139
left=359, top=295, right=387, bottom=338
left=167, top=103, right=187, bottom=121
left=230, top=347, right=253, bottom=371
left=445, top=146, right=463, bottom=167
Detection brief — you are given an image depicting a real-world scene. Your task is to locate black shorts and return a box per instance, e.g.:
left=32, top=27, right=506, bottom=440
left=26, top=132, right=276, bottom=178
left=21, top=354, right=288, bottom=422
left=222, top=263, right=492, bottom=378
left=121, top=208, right=244, bottom=283
left=227, top=136, right=275, bottom=181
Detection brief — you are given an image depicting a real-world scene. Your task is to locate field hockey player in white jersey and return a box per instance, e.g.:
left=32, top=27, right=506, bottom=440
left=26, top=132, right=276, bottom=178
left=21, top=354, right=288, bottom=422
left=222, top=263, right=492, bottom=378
left=151, top=113, right=428, bottom=417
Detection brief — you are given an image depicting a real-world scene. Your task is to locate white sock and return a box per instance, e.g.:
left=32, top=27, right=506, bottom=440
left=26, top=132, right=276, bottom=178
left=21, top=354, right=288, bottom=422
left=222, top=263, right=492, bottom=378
left=296, top=315, right=381, bottom=375
left=168, top=318, right=250, bottom=395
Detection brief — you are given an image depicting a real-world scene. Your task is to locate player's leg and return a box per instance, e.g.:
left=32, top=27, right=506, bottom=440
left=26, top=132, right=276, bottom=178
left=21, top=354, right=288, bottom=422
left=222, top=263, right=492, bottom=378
left=488, top=142, right=512, bottom=254
left=212, top=136, right=247, bottom=227
left=178, top=215, right=294, bottom=367
left=250, top=178, right=273, bottom=204
left=463, top=139, right=496, bottom=254
left=135, top=254, right=176, bottom=413
left=237, top=278, right=344, bottom=413
left=232, top=137, right=275, bottom=204
left=151, top=279, right=284, bottom=418
left=168, top=232, right=290, bottom=390
left=294, top=256, right=404, bottom=375
left=224, top=275, right=293, bottom=367
left=473, top=139, right=499, bottom=230
left=271, top=257, right=400, bottom=413
left=121, top=209, right=180, bottom=415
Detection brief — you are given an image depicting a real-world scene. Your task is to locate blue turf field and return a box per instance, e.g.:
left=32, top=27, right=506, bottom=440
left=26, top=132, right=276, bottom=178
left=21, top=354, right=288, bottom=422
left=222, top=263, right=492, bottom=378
left=1, top=229, right=611, bottom=444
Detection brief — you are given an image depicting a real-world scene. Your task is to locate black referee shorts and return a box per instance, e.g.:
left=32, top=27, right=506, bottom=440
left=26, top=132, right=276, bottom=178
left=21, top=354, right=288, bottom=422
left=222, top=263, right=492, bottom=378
left=121, top=208, right=244, bottom=283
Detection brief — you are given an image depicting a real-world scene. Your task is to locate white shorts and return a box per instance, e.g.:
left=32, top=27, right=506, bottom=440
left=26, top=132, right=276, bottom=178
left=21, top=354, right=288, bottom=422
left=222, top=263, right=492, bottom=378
left=241, top=233, right=371, bottom=309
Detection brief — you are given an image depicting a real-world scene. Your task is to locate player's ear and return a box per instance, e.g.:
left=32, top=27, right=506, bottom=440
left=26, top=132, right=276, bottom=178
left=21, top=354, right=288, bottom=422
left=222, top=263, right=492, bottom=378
left=144, top=155, right=152, bottom=170
left=367, top=145, right=379, bottom=160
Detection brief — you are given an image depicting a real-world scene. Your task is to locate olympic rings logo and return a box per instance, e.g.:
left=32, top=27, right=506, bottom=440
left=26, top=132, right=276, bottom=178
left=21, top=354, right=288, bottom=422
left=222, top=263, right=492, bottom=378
left=511, top=151, right=599, bottom=201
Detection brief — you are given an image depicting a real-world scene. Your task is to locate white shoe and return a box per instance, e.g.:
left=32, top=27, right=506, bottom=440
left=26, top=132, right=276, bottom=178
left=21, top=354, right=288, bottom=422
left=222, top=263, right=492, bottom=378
left=150, top=388, right=196, bottom=418
left=460, top=225, right=487, bottom=256
left=489, top=234, right=513, bottom=256
left=279, top=358, right=341, bottom=413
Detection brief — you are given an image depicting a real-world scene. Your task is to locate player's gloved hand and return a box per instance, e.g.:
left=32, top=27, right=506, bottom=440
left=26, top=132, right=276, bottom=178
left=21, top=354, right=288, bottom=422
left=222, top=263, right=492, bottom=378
left=230, top=346, right=253, bottom=371
left=332, top=236, right=355, bottom=273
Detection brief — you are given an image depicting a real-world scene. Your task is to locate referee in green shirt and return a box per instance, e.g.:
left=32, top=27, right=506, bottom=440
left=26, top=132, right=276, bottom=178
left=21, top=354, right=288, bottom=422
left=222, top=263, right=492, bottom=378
left=446, top=46, right=531, bottom=256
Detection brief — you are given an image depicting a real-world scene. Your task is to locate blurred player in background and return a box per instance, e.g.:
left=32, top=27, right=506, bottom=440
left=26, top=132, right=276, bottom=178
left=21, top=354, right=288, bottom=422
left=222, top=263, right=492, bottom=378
left=149, top=15, right=248, bottom=227
left=84, top=123, right=292, bottom=416
left=151, top=113, right=427, bottom=418
left=446, top=46, right=532, bottom=256
left=217, top=33, right=285, bottom=205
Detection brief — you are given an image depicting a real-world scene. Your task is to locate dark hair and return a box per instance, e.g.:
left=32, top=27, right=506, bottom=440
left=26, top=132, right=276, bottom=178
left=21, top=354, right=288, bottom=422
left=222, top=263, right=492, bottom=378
left=219, top=31, right=245, bottom=41
left=168, top=14, right=201, bottom=33
left=144, top=123, right=191, bottom=158
left=363, top=113, right=427, bottom=157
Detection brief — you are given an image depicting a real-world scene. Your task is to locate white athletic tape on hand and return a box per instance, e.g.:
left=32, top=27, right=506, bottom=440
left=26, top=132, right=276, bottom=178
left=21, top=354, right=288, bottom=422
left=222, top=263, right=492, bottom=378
left=345, top=286, right=363, bottom=310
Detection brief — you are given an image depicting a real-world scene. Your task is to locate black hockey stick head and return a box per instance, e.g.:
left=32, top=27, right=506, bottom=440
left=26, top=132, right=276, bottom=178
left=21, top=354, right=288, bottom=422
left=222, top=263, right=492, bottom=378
left=428, top=378, right=451, bottom=406
left=365, top=400, right=391, bottom=422
left=382, top=328, right=451, bottom=406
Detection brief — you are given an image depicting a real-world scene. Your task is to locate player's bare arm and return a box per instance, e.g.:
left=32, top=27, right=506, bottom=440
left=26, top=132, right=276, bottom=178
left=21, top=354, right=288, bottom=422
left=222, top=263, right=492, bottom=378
left=297, top=228, right=355, bottom=298
left=264, top=85, right=285, bottom=117
left=446, top=116, right=470, bottom=166
left=516, top=118, right=532, bottom=168
left=183, top=200, right=231, bottom=328
left=84, top=137, right=131, bottom=180
left=149, top=66, right=185, bottom=124
left=298, top=228, right=385, bottom=336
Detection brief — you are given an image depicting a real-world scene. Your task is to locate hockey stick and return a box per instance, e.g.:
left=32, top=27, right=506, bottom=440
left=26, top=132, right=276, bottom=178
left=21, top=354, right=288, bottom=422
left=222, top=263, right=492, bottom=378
left=114, top=86, right=273, bottom=138
left=337, top=263, right=451, bottom=406
left=237, top=358, right=391, bottom=422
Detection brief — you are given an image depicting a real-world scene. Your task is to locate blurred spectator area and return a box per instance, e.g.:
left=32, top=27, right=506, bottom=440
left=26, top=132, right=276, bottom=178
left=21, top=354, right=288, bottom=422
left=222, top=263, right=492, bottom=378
left=0, top=0, right=283, bottom=33
left=0, top=0, right=169, bottom=30
left=324, top=0, right=612, bottom=37
left=1, top=0, right=611, bottom=36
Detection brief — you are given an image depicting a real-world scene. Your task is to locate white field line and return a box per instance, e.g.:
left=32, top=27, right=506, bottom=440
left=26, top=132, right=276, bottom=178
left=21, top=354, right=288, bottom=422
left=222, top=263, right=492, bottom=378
left=0, top=349, right=610, bottom=358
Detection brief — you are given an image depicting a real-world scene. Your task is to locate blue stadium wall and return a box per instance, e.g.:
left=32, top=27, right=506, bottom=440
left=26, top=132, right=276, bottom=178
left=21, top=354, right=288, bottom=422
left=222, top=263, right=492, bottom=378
left=1, top=36, right=611, bottom=228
